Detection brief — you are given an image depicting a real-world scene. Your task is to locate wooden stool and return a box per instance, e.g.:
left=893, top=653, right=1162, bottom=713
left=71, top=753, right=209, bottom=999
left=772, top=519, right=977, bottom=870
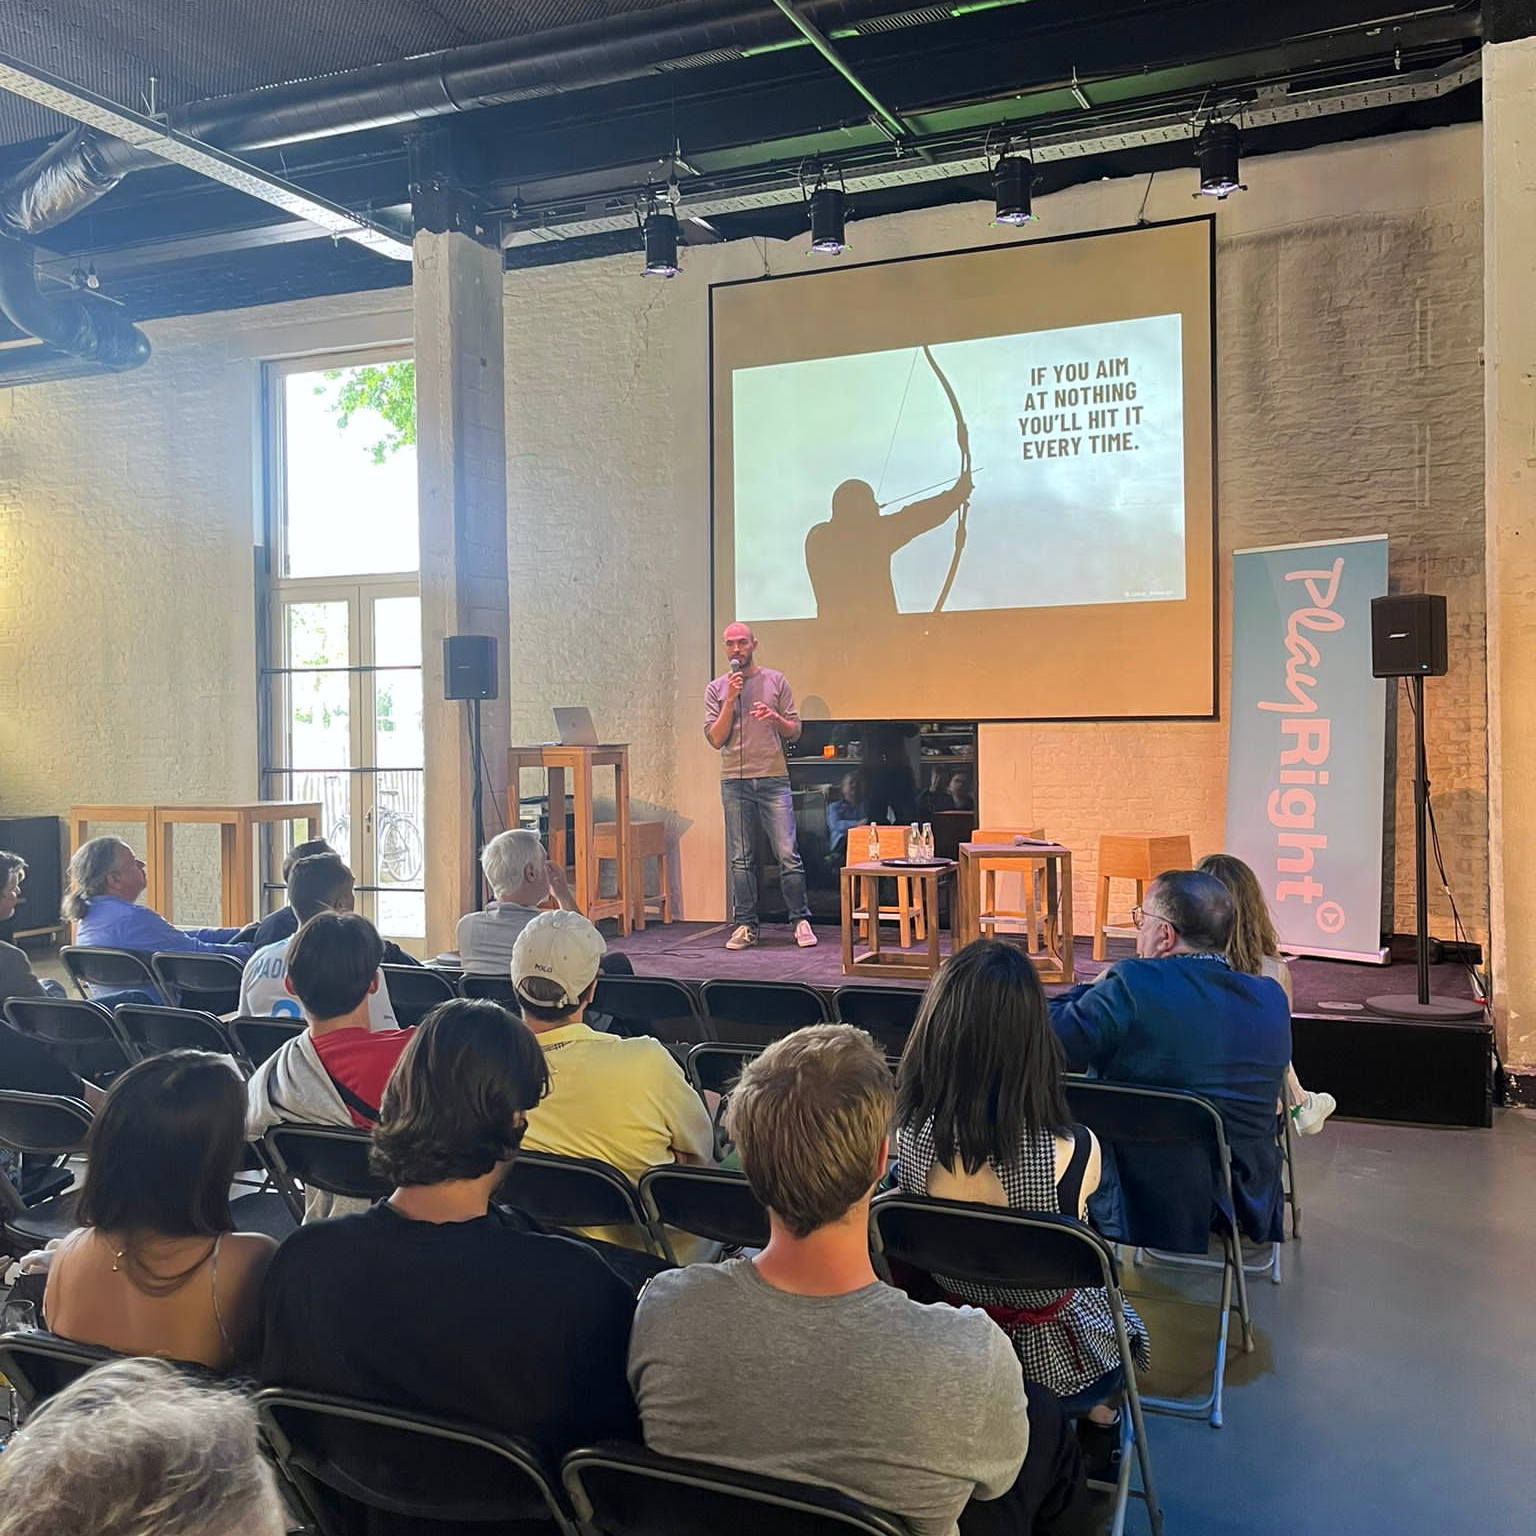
left=970, top=827, right=1046, bottom=952
left=1093, top=833, right=1193, bottom=961
left=843, top=825, right=927, bottom=948
left=594, top=819, right=670, bottom=930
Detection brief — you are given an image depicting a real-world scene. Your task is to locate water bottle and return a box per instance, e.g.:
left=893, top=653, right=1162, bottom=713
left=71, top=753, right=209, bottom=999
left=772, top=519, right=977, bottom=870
left=921, top=821, right=934, bottom=860
left=908, top=822, right=921, bottom=860
left=867, top=822, right=880, bottom=862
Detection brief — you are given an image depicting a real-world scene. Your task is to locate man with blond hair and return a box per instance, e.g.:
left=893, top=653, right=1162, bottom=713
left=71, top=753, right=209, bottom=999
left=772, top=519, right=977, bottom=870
left=628, top=1024, right=1087, bottom=1536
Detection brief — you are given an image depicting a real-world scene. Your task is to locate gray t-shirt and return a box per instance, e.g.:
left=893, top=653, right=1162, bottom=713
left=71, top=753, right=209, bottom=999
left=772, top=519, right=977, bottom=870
left=704, top=667, right=800, bottom=780
left=628, top=1258, right=1028, bottom=1536
left=455, top=902, right=542, bottom=976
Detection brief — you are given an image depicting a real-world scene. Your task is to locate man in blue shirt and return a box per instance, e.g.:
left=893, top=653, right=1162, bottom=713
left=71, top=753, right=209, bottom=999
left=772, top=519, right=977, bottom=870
left=1049, top=868, right=1291, bottom=1245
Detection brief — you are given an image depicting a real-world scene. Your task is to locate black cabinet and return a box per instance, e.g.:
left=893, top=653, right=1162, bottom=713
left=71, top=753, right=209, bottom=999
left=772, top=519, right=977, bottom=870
left=0, top=816, right=65, bottom=944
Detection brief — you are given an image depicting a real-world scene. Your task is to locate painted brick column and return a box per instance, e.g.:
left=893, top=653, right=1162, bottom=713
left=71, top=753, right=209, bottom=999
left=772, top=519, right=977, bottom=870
left=412, top=149, right=510, bottom=953
left=1483, top=17, right=1536, bottom=1084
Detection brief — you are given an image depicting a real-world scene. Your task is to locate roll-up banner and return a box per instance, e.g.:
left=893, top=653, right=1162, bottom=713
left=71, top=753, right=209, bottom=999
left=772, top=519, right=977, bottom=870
left=1225, top=536, right=1389, bottom=962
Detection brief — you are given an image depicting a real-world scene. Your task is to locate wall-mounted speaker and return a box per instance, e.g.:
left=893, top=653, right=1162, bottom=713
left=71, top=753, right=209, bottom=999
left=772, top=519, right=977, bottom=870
left=1371, top=594, right=1447, bottom=678
left=444, top=635, right=498, bottom=700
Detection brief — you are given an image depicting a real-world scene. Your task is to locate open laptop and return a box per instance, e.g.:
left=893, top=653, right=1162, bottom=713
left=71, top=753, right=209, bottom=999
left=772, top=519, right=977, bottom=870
left=552, top=706, right=600, bottom=747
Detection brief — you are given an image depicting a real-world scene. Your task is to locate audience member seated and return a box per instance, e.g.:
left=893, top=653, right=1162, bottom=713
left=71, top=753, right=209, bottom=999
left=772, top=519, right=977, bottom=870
left=43, top=1052, right=278, bottom=1371
left=825, top=771, right=867, bottom=860
left=513, top=910, right=713, bottom=1253
left=457, top=828, right=578, bottom=975
left=0, top=1357, right=285, bottom=1536
left=237, top=854, right=401, bottom=1029
left=245, top=911, right=413, bottom=1220
left=63, top=837, right=252, bottom=1004
left=630, top=1024, right=1088, bottom=1536
left=896, top=939, right=1149, bottom=1448
left=0, top=850, right=66, bottom=1005
left=258, top=997, right=639, bottom=1462
left=1199, top=852, right=1336, bottom=1135
left=1048, top=868, right=1291, bottom=1245
left=243, top=836, right=334, bottom=948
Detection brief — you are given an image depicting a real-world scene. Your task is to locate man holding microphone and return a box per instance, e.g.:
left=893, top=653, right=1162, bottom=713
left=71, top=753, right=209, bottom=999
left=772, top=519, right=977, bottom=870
left=705, top=623, right=816, bottom=951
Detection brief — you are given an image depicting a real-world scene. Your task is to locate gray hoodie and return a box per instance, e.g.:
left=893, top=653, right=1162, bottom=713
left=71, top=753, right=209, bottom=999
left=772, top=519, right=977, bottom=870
left=245, top=1031, right=373, bottom=1223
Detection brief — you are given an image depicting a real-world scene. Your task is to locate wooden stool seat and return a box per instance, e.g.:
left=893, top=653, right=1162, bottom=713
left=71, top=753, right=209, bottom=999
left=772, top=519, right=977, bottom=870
left=595, top=819, right=670, bottom=930
left=1094, top=833, right=1193, bottom=961
left=970, top=827, right=1046, bottom=952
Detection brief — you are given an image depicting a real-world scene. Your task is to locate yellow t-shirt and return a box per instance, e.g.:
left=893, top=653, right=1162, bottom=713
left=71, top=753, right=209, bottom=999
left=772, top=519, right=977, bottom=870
left=522, top=1022, right=715, bottom=1253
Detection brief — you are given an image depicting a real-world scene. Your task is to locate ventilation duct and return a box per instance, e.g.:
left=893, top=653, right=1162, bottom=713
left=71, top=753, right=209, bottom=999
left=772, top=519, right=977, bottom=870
left=0, top=236, right=150, bottom=387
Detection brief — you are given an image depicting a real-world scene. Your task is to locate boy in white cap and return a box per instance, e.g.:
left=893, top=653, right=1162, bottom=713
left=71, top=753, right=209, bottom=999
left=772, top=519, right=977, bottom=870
left=512, top=911, right=715, bottom=1254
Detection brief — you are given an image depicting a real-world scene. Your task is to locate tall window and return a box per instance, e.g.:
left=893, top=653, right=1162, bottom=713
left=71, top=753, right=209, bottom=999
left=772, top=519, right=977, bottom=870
left=262, top=353, right=424, bottom=944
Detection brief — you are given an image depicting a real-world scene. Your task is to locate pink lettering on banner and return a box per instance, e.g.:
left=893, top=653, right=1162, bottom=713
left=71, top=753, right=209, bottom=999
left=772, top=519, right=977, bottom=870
left=1257, top=560, right=1347, bottom=935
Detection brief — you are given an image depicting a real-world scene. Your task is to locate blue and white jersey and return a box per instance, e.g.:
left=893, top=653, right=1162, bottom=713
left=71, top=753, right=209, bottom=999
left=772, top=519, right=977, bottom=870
left=237, top=938, right=399, bottom=1032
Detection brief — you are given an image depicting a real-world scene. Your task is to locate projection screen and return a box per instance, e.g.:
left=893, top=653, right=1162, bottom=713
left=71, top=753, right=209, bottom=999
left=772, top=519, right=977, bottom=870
left=709, top=217, right=1215, bottom=719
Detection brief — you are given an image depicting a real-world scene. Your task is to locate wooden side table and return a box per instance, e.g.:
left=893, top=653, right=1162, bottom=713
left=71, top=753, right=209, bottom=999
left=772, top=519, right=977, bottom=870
left=156, top=802, right=323, bottom=928
left=840, top=860, right=953, bottom=980
left=70, top=804, right=164, bottom=912
left=957, top=841, right=1075, bottom=986
left=508, top=744, right=632, bottom=936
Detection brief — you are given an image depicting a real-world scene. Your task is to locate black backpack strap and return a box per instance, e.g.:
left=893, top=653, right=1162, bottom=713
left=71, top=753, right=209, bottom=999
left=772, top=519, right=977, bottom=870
left=321, top=1069, right=380, bottom=1125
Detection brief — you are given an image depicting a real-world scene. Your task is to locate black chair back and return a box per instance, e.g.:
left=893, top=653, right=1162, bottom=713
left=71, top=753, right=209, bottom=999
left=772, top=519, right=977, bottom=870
left=3, top=997, right=130, bottom=1083
left=638, top=1166, right=769, bottom=1263
left=149, top=952, right=244, bottom=1015
left=0, top=1331, right=116, bottom=1418
left=256, top=1389, right=578, bottom=1535
left=111, top=1004, right=245, bottom=1069
left=459, top=973, right=519, bottom=1005
left=230, top=1016, right=306, bottom=1069
left=59, top=945, right=158, bottom=996
left=0, top=1089, right=93, bottom=1156
left=263, top=1124, right=390, bottom=1221
left=592, top=976, right=706, bottom=1045
left=380, top=965, right=457, bottom=1026
left=562, top=1442, right=910, bottom=1536
left=698, top=980, right=830, bottom=1047
left=684, top=1043, right=760, bottom=1097
left=497, top=1152, right=661, bottom=1256
left=830, top=985, right=923, bottom=1054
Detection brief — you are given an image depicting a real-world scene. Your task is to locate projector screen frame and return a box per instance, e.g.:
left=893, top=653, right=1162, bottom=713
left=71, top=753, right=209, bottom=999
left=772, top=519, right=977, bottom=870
left=707, top=214, right=1219, bottom=724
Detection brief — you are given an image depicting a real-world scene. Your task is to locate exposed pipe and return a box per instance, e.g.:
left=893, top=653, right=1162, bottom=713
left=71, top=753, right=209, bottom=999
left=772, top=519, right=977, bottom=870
left=0, top=236, right=151, bottom=382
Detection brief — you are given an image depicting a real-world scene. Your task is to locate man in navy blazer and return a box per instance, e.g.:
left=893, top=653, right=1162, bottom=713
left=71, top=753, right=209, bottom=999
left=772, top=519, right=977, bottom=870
left=1049, top=868, right=1292, bottom=1245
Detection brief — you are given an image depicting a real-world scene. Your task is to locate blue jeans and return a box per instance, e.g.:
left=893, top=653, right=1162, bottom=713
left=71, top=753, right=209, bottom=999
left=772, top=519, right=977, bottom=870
left=721, top=776, right=810, bottom=930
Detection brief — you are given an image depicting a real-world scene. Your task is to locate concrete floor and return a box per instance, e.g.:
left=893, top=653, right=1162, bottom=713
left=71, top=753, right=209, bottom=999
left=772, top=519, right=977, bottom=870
left=1131, top=1109, right=1536, bottom=1535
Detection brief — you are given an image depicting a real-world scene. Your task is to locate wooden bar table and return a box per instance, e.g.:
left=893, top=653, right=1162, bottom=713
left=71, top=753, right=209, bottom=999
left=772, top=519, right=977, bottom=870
left=507, top=744, right=632, bottom=936
left=70, top=804, right=164, bottom=911
left=957, top=841, right=1075, bottom=986
left=155, top=801, right=323, bottom=928
left=840, top=859, right=953, bottom=981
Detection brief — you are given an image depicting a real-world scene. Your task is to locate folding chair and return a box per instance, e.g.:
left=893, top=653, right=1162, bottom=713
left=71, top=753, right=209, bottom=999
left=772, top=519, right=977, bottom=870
left=262, top=1123, right=390, bottom=1225
left=684, top=1042, right=761, bottom=1098
left=379, top=965, right=457, bottom=1027
left=0, top=1090, right=91, bottom=1254
left=150, top=952, right=244, bottom=1016
left=59, top=945, right=158, bottom=1001
left=497, top=1151, right=665, bottom=1259
left=698, top=979, right=830, bottom=1048
left=563, top=1441, right=909, bottom=1536
left=870, top=1192, right=1162, bottom=1536
left=1281, top=1107, right=1302, bottom=1239
left=110, top=1004, right=248, bottom=1071
left=592, top=976, right=708, bottom=1046
left=0, top=1330, right=116, bottom=1420
left=3, top=996, right=131, bottom=1085
left=230, top=1016, right=305, bottom=1070
left=831, top=985, right=923, bottom=1055
left=256, top=1389, right=579, bottom=1536
left=458, top=972, right=520, bottom=1005
left=638, top=1165, right=769, bottom=1265
left=1065, top=1080, right=1254, bottom=1427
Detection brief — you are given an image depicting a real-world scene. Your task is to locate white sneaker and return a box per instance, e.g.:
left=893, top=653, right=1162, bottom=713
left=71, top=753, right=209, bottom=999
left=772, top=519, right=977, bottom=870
left=1292, top=1090, right=1337, bottom=1136
left=725, top=925, right=757, bottom=951
left=794, top=920, right=818, bottom=949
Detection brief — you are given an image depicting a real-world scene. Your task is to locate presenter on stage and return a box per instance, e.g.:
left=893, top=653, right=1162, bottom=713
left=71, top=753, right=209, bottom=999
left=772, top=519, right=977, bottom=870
left=705, top=623, right=817, bottom=952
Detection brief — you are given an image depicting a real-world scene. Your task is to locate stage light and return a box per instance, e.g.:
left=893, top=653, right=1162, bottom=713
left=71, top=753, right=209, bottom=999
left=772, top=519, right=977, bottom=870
left=993, top=154, right=1034, bottom=226
left=809, top=186, right=847, bottom=255
left=1194, top=120, right=1246, bottom=200
left=642, top=209, right=679, bottom=278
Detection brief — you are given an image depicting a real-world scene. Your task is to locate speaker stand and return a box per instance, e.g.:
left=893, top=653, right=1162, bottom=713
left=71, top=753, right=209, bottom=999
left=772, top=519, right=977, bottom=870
left=467, top=697, right=487, bottom=910
left=1366, top=674, right=1482, bottom=1022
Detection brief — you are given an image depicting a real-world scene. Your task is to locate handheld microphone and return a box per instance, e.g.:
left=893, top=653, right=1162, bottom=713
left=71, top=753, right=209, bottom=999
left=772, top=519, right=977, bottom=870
left=730, top=657, right=745, bottom=673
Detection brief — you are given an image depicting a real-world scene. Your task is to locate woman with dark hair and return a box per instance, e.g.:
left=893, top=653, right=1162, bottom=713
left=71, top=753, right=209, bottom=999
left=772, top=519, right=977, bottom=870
left=258, top=998, right=640, bottom=1457
left=43, top=1053, right=277, bottom=1370
left=895, top=940, right=1148, bottom=1426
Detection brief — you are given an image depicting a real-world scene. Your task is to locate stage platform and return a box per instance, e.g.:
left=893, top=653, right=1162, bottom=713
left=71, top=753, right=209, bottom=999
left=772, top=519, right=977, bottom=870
left=606, top=921, right=1494, bottom=1129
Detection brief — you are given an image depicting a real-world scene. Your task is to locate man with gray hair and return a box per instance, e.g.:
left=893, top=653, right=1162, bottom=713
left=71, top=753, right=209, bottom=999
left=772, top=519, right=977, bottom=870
left=0, top=1357, right=284, bottom=1536
left=456, top=828, right=578, bottom=976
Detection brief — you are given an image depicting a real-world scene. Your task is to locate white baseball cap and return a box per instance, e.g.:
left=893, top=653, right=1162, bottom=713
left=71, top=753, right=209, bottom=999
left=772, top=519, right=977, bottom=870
left=511, top=909, right=606, bottom=1008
